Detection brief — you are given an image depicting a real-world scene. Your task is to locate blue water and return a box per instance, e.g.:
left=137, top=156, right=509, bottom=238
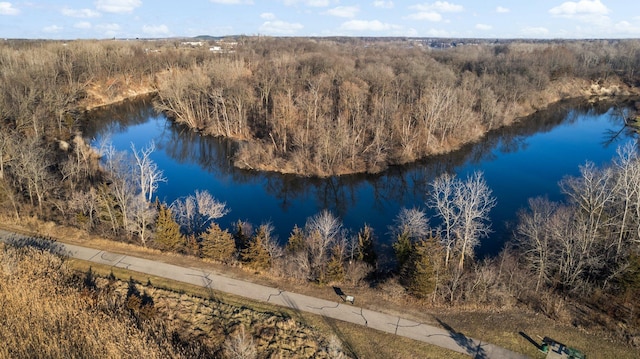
left=87, top=99, right=637, bottom=261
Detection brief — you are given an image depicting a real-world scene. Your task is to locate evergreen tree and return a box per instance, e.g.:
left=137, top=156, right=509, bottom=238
left=286, top=225, right=306, bottom=253
left=405, top=237, right=443, bottom=299
left=393, top=231, right=413, bottom=272
left=325, top=244, right=345, bottom=284
left=154, top=203, right=184, bottom=252
left=233, top=220, right=252, bottom=252
left=356, top=224, right=377, bottom=268
left=241, top=226, right=271, bottom=271
left=184, top=234, right=200, bottom=257
left=201, top=223, right=236, bottom=263
left=620, top=253, right=640, bottom=299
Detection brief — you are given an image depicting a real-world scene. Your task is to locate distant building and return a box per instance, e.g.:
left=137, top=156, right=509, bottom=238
left=181, top=41, right=203, bottom=47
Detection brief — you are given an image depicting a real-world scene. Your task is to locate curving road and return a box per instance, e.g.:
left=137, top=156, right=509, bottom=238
left=0, top=230, right=529, bottom=359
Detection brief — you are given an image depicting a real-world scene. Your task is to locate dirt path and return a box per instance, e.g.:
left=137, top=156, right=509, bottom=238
left=0, top=230, right=529, bottom=359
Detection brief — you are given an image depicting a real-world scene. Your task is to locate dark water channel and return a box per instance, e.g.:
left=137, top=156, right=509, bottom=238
left=85, top=98, right=638, bottom=261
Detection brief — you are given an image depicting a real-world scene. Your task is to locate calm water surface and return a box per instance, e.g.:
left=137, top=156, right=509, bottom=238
left=86, top=98, right=637, bottom=261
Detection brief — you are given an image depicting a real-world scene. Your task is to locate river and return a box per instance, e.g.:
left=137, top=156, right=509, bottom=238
left=85, top=97, right=638, bottom=263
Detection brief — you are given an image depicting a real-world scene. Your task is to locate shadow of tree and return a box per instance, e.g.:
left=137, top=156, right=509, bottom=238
left=435, top=317, right=488, bottom=359
left=1, top=232, right=70, bottom=257
left=519, top=331, right=543, bottom=351
left=321, top=315, right=359, bottom=358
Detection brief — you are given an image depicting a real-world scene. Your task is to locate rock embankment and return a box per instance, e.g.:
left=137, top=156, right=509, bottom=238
left=104, top=277, right=347, bottom=358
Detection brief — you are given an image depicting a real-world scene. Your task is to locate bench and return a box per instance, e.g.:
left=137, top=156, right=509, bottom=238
left=345, top=295, right=354, bottom=304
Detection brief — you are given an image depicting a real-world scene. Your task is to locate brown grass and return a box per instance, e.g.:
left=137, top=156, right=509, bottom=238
left=0, top=244, right=187, bottom=359
left=434, top=309, right=637, bottom=359
left=3, top=219, right=638, bottom=359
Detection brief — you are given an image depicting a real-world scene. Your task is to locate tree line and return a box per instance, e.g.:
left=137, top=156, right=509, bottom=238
left=155, top=37, right=640, bottom=176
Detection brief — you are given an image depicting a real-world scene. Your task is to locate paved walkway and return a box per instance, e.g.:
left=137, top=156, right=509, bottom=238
left=0, top=230, right=529, bottom=359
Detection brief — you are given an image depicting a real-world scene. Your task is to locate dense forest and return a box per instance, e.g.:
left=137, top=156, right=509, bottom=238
left=155, top=37, right=640, bottom=176
left=1, top=37, right=640, bottom=351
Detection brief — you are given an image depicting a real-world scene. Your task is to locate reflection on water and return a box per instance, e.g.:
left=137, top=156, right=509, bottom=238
left=85, top=96, right=637, bottom=259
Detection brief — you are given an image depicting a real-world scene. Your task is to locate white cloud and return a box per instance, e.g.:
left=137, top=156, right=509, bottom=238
left=62, top=8, right=101, bottom=18
left=210, top=0, right=253, bottom=4
left=326, top=6, right=359, bottom=18
left=259, top=20, right=303, bottom=34
left=408, top=1, right=462, bottom=22
left=0, top=2, right=19, bottom=15
left=74, top=21, right=92, bottom=29
left=496, top=6, right=509, bottom=13
left=475, top=23, right=492, bottom=30
left=406, top=11, right=442, bottom=21
left=96, top=23, right=121, bottom=36
left=405, top=27, right=418, bottom=36
left=613, top=21, right=640, bottom=35
left=43, top=25, right=63, bottom=33
left=283, top=0, right=330, bottom=7
left=521, top=26, right=550, bottom=37
left=549, top=0, right=610, bottom=27
left=340, top=19, right=397, bottom=31
left=143, top=24, right=170, bottom=36
left=549, top=0, right=609, bottom=17
left=372, top=1, right=393, bottom=8
left=411, top=1, right=463, bottom=13
left=260, top=12, right=276, bottom=20
left=95, top=0, right=141, bottom=14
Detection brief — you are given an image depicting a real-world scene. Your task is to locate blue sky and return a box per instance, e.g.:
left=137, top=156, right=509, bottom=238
left=1, top=1, right=638, bottom=39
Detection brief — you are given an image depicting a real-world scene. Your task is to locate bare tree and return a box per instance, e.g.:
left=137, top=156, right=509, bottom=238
left=455, top=172, right=496, bottom=269
left=223, top=326, right=257, bottom=359
left=393, top=207, right=430, bottom=240
left=131, top=141, right=166, bottom=202
left=429, top=173, right=459, bottom=267
left=12, top=137, right=56, bottom=214
left=68, top=188, right=99, bottom=229
left=0, top=129, right=17, bottom=180
left=304, top=210, right=344, bottom=281
left=171, top=190, right=229, bottom=235
left=515, top=197, right=558, bottom=291
left=129, top=194, right=158, bottom=246
left=429, top=172, right=495, bottom=270
left=102, top=143, right=136, bottom=234
left=256, top=222, right=283, bottom=261
left=612, top=142, right=640, bottom=254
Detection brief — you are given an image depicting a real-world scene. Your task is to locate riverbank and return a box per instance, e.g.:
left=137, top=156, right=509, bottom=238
left=87, top=73, right=639, bottom=178
left=79, top=73, right=157, bottom=112
left=250, top=78, right=639, bottom=177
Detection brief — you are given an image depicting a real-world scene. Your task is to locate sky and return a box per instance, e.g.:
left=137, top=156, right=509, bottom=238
left=0, top=0, right=639, bottom=39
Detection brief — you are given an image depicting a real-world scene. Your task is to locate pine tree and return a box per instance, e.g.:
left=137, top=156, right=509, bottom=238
left=405, top=237, right=442, bottom=299
left=393, top=231, right=412, bottom=272
left=621, top=253, right=640, bottom=299
left=357, top=224, right=377, bottom=268
left=201, top=223, right=236, bottom=263
left=241, top=227, right=271, bottom=271
left=154, top=203, right=184, bottom=252
left=184, top=234, right=200, bottom=257
left=233, top=220, right=252, bottom=252
left=286, top=225, right=305, bottom=253
left=325, top=245, right=345, bottom=284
